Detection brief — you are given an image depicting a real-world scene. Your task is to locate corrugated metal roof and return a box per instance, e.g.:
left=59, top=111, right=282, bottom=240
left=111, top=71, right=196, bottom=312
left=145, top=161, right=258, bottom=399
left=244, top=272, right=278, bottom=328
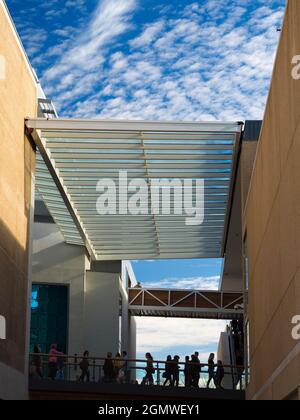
left=29, top=118, right=242, bottom=260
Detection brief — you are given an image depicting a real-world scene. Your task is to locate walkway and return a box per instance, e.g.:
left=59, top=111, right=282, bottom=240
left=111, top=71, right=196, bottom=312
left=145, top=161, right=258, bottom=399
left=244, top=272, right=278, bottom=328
left=128, top=288, right=244, bottom=319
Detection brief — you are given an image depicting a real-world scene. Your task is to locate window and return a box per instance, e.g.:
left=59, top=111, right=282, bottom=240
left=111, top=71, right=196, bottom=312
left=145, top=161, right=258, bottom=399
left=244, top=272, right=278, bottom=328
left=30, top=284, right=68, bottom=354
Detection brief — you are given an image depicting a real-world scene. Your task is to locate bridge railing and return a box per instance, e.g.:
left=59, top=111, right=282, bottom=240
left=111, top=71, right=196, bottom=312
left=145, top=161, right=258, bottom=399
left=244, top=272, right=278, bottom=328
left=128, top=288, right=244, bottom=319
left=29, top=353, right=246, bottom=391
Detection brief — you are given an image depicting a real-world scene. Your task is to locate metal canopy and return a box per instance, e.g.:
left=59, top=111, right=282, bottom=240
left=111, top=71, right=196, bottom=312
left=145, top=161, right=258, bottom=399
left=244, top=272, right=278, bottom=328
left=35, top=152, right=84, bottom=246
left=27, top=118, right=242, bottom=261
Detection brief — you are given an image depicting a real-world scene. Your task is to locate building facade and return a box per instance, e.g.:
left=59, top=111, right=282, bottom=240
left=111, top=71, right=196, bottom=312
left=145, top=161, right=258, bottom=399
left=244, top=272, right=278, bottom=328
left=0, top=0, right=37, bottom=400
left=0, top=0, right=300, bottom=401
left=32, top=200, right=137, bottom=363
left=244, top=0, right=300, bottom=400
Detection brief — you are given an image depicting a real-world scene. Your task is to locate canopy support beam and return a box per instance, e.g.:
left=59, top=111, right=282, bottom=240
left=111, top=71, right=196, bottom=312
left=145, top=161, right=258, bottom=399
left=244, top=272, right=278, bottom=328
left=25, top=122, right=97, bottom=260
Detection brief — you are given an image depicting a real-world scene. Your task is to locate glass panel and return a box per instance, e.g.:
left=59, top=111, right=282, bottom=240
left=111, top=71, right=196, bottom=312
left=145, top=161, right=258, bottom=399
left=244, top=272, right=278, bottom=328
left=30, top=284, right=68, bottom=354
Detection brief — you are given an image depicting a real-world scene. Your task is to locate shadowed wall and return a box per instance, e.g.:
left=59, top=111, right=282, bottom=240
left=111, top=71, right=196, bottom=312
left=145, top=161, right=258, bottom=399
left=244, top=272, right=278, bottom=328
left=0, top=0, right=37, bottom=399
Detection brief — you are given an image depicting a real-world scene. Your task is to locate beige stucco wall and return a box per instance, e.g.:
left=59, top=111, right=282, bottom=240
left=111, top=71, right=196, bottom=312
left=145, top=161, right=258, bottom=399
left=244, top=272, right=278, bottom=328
left=244, top=0, right=300, bottom=400
left=0, top=0, right=37, bottom=399
left=241, top=141, right=257, bottom=211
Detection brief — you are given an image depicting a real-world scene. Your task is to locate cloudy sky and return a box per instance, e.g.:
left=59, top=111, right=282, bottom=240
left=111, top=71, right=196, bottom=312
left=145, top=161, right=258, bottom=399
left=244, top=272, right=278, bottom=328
left=132, top=258, right=226, bottom=361
left=7, top=0, right=285, bottom=361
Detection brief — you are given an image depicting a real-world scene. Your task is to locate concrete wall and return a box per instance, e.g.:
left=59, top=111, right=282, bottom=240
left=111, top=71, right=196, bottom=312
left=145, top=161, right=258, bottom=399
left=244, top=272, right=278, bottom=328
left=85, top=261, right=136, bottom=359
left=0, top=0, right=37, bottom=399
left=221, top=165, right=243, bottom=292
left=221, top=121, right=259, bottom=292
left=84, top=270, right=120, bottom=357
left=241, top=142, right=258, bottom=211
left=244, top=0, right=300, bottom=400
left=32, top=222, right=87, bottom=355
left=217, top=332, right=235, bottom=390
left=33, top=223, right=136, bottom=361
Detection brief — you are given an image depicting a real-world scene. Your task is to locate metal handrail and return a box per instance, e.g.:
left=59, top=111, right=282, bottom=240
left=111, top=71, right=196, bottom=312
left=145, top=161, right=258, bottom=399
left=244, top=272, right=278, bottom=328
left=29, top=353, right=246, bottom=391
left=30, top=353, right=245, bottom=370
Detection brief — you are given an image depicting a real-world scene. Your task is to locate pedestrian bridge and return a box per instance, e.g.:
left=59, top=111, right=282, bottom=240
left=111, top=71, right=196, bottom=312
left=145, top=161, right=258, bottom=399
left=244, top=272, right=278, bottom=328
left=128, top=288, right=244, bottom=320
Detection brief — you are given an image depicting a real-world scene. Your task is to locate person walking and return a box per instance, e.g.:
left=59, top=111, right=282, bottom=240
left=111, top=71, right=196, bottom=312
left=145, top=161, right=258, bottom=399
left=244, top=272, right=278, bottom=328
left=103, top=352, right=114, bottom=382
left=190, top=354, right=201, bottom=388
left=114, top=352, right=122, bottom=379
left=214, top=360, right=225, bottom=389
left=172, top=355, right=180, bottom=387
left=207, top=353, right=215, bottom=388
left=184, top=356, right=191, bottom=387
left=195, top=352, right=201, bottom=386
left=163, top=355, right=172, bottom=386
left=79, top=350, right=90, bottom=382
left=48, top=344, right=63, bottom=380
left=141, top=353, right=155, bottom=385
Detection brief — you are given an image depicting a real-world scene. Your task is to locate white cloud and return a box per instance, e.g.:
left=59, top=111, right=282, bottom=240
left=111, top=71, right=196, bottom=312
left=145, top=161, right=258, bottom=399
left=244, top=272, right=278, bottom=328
left=19, top=28, right=47, bottom=56
left=17, top=0, right=284, bottom=121
left=144, top=275, right=220, bottom=290
left=42, top=0, right=137, bottom=102
left=130, top=21, right=165, bottom=48
left=136, top=317, right=227, bottom=361
left=135, top=275, right=223, bottom=359
left=13, top=0, right=284, bottom=358
left=39, top=0, right=283, bottom=120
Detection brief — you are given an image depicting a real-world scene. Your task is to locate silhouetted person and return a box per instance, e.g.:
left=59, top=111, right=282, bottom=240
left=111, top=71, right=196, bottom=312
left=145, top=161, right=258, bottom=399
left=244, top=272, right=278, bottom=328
left=79, top=350, right=90, bottom=382
left=48, top=344, right=63, bottom=380
left=114, top=352, right=122, bottom=379
left=207, top=353, right=215, bottom=388
left=194, top=351, right=201, bottom=367
left=103, top=352, right=114, bottom=382
left=32, top=345, right=43, bottom=378
left=195, top=352, right=201, bottom=383
left=172, top=356, right=180, bottom=387
left=141, top=353, right=154, bottom=385
left=190, top=354, right=201, bottom=388
left=184, top=356, right=191, bottom=387
left=214, top=360, right=225, bottom=389
left=163, top=355, right=172, bottom=386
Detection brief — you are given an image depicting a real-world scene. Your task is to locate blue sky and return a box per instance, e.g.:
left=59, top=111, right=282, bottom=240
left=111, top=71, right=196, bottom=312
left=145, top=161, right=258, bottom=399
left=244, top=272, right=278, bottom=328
left=6, top=0, right=285, bottom=362
left=133, top=259, right=222, bottom=287
left=7, top=0, right=284, bottom=121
